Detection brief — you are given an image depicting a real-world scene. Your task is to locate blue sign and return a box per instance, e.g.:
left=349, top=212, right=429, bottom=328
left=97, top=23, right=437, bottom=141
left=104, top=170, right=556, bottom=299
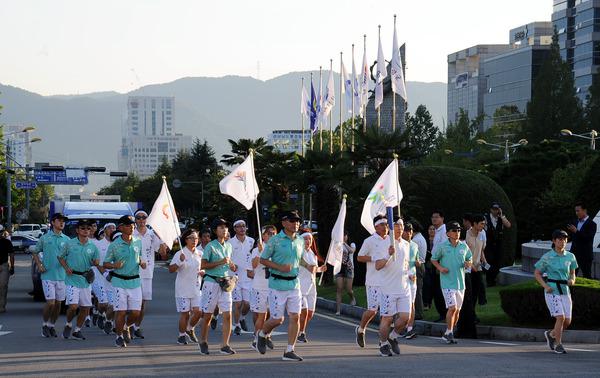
left=15, top=181, right=37, bottom=190
left=34, top=169, right=88, bottom=185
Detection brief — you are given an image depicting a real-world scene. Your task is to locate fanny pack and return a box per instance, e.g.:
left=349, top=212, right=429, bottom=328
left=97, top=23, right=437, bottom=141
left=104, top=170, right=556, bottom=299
left=73, top=270, right=95, bottom=284
left=206, top=274, right=238, bottom=292
left=108, top=272, right=140, bottom=281
left=271, top=273, right=297, bottom=281
left=543, top=277, right=569, bottom=295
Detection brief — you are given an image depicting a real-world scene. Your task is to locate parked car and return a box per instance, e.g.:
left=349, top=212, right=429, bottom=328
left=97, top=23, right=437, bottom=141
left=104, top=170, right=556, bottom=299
left=11, top=235, right=38, bottom=252
left=14, top=224, right=43, bottom=239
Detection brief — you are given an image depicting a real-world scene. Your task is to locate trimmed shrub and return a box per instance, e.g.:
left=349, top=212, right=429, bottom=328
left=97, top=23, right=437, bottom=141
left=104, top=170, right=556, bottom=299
left=499, top=278, right=600, bottom=327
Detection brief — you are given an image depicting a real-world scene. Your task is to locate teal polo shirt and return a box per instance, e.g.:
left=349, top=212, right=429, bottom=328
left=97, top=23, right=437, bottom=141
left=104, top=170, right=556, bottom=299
left=260, top=230, right=304, bottom=291
left=33, top=230, right=71, bottom=281
left=104, top=236, right=142, bottom=289
left=432, top=239, right=473, bottom=290
left=408, top=240, right=419, bottom=276
left=202, top=239, right=233, bottom=283
left=59, top=237, right=99, bottom=288
left=534, top=249, right=578, bottom=295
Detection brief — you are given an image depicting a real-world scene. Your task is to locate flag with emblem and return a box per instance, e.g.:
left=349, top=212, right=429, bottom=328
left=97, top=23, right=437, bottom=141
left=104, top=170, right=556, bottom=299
left=147, top=179, right=181, bottom=249
left=326, top=196, right=347, bottom=276
left=360, top=159, right=403, bottom=234
left=219, top=153, right=260, bottom=210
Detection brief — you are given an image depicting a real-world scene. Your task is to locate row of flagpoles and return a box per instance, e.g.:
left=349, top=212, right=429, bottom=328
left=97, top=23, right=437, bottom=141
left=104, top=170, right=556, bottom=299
left=299, top=15, right=409, bottom=156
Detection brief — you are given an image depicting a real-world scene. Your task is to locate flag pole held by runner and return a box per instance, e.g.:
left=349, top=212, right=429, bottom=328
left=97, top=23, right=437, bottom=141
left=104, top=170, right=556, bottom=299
left=146, top=176, right=182, bottom=251
left=249, top=149, right=263, bottom=246
left=319, top=194, right=347, bottom=286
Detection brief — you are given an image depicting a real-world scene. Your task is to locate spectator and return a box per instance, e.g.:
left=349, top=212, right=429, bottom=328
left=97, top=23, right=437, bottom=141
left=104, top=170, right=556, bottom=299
left=430, top=210, right=447, bottom=322
left=335, top=231, right=356, bottom=316
left=484, top=203, right=511, bottom=287
left=0, top=230, right=15, bottom=313
left=465, top=214, right=488, bottom=308
left=566, top=202, right=597, bottom=279
left=411, top=221, right=427, bottom=320
left=422, top=224, right=436, bottom=311
left=461, top=213, right=473, bottom=241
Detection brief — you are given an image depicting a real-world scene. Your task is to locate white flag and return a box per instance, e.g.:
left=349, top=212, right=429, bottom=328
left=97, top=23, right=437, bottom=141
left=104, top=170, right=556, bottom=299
left=374, top=30, right=387, bottom=110
left=341, top=59, right=353, bottom=114
left=147, top=180, right=181, bottom=249
left=322, top=67, right=335, bottom=118
left=219, top=154, right=260, bottom=210
left=391, top=21, right=407, bottom=101
left=301, top=83, right=310, bottom=118
left=360, top=159, right=403, bottom=235
left=360, top=44, right=369, bottom=112
left=327, top=197, right=347, bottom=275
left=317, top=71, right=324, bottom=123
left=352, top=51, right=363, bottom=117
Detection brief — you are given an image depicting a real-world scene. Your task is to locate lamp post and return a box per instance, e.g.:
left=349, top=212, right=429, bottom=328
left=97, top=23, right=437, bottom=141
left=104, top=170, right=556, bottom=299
left=477, top=138, right=528, bottom=163
left=560, top=129, right=597, bottom=150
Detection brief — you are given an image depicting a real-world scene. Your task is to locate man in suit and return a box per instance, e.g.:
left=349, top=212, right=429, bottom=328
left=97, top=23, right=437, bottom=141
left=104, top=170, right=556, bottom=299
left=567, top=202, right=597, bottom=279
left=484, top=203, right=511, bottom=287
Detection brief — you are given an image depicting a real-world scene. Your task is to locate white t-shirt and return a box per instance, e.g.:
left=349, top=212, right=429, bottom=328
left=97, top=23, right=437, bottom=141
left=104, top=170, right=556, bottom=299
left=466, top=229, right=485, bottom=270
left=135, top=228, right=163, bottom=279
left=433, top=224, right=447, bottom=251
left=358, top=233, right=390, bottom=287
left=250, top=247, right=269, bottom=290
left=92, top=237, right=111, bottom=279
left=299, top=249, right=318, bottom=295
left=375, top=238, right=411, bottom=296
left=412, top=232, right=428, bottom=263
left=229, top=235, right=255, bottom=284
left=170, top=246, right=203, bottom=298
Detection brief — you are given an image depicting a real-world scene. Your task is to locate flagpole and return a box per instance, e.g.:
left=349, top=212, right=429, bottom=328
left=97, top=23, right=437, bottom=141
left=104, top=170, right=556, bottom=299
left=362, top=35, right=367, bottom=134
left=329, top=59, right=333, bottom=155
left=351, top=44, right=355, bottom=152
left=248, top=149, right=263, bottom=245
left=318, top=194, right=347, bottom=286
left=377, top=25, right=381, bottom=130
left=392, top=15, right=397, bottom=132
left=310, top=73, right=314, bottom=151
left=393, top=153, right=402, bottom=219
left=339, top=52, right=343, bottom=153
left=319, top=66, right=323, bottom=152
left=161, top=176, right=183, bottom=251
left=301, top=77, right=305, bottom=157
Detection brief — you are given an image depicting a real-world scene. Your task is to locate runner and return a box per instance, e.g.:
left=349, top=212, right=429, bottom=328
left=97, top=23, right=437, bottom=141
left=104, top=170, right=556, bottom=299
left=103, top=215, right=146, bottom=348
left=32, top=212, right=71, bottom=338
left=169, top=228, right=204, bottom=345
left=534, top=229, right=578, bottom=354
left=248, top=225, right=277, bottom=351
left=91, top=222, right=116, bottom=330
left=84, top=221, right=99, bottom=327
left=58, top=219, right=100, bottom=340
left=298, top=232, right=326, bottom=343
left=355, top=214, right=390, bottom=348
left=198, top=218, right=237, bottom=356
left=229, top=219, right=254, bottom=335
left=133, top=209, right=167, bottom=339
left=431, top=221, right=473, bottom=344
left=257, top=210, right=304, bottom=361
left=401, top=221, right=420, bottom=339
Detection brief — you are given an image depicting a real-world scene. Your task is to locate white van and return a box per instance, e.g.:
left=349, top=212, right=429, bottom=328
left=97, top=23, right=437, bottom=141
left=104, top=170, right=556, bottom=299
left=14, top=224, right=43, bottom=238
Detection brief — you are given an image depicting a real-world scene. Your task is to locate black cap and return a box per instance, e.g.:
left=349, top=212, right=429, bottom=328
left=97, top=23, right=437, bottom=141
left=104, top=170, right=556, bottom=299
left=117, top=215, right=136, bottom=226
left=211, top=217, right=228, bottom=229
left=552, top=229, right=568, bottom=240
left=491, top=202, right=501, bottom=209
left=51, top=213, right=67, bottom=221
left=446, top=221, right=462, bottom=232
left=76, top=219, right=93, bottom=227
left=281, top=210, right=301, bottom=222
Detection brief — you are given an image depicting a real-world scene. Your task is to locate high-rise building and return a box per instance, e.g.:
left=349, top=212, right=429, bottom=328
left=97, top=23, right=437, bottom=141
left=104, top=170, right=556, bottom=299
left=553, top=0, right=600, bottom=101
left=268, top=130, right=313, bottom=155
left=3, top=125, right=33, bottom=168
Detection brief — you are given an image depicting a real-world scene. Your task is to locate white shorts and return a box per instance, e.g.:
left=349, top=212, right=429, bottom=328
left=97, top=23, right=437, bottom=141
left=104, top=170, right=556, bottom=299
left=113, top=286, right=142, bottom=311
left=66, top=285, right=93, bottom=307
left=301, top=285, right=317, bottom=311
left=42, top=280, right=66, bottom=301
left=544, top=293, right=572, bottom=319
left=269, top=287, right=302, bottom=319
left=442, top=288, right=465, bottom=310
left=409, top=280, right=417, bottom=303
left=250, top=288, right=270, bottom=313
left=232, top=284, right=251, bottom=303
left=200, top=281, right=232, bottom=314
left=379, top=292, right=412, bottom=317
left=92, top=281, right=109, bottom=304
left=141, top=278, right=153, bottom=300
left=107, top=285, right=115, bottom=307
left=176, top=296, right=202, bottom=313
left=366, top=285, right=381, bottom=311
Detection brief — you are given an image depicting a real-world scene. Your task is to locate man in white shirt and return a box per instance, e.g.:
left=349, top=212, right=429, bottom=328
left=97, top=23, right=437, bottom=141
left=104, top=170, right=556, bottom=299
left=132, top=210, right=166, bottom=338
left=431, top=210, right=447, bottom=322
left=355, top=215, right=392, bottom=348
left=411, top=222, right=427, bottom=320
left=229, top=219, right=254, bottom=335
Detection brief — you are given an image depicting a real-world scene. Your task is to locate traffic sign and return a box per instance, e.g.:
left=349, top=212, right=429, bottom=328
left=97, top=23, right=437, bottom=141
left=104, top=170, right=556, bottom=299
left=34, top=169, right=88, bottom=185
left=15, top=181, right=37, bottom=190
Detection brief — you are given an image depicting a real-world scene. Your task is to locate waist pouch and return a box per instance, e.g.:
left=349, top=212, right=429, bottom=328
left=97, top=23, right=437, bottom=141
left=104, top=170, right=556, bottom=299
left=271, top=273, right=297, bottom=281
left=543, top=277, right=569, bottom=295
left=206, top=274, right=238, bottom=292
left=73, top=270, right=95, bottom=284
left=108, top=272, right=140, bottom=281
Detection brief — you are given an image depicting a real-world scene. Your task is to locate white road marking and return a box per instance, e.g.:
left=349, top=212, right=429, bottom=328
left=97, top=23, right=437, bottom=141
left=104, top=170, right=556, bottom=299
left=479, top=341, right=520, bottom=346
left=0, top=325, right=13, bottom=336
left=564, top=347, right=597, bottom=352
left=314, top=312, right=378, bottom=333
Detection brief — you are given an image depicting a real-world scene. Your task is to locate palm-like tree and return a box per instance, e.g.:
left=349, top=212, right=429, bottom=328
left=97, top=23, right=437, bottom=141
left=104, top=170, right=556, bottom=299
left=351, top=126, right=417, bottom=175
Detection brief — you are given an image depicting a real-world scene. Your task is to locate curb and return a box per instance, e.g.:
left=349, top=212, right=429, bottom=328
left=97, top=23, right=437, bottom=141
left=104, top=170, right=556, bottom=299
left=316, top=297, right=600, bottom=344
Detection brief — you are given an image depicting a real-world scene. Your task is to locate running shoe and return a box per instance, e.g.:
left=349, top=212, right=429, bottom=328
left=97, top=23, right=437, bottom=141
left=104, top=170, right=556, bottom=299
left=84, top=317, right=91, bottom=328
left=388, top=338, right=400, bottom=355
left=115, top=336, right=126, bottom=348
left=448, top=332, right=457, bottom=344
left=379, top=343, right=393, bottom=357
left=220, top=345, right=236, bottom=355
left=251, top=341, right=258, bottom=352
left=62, top=325, right=72, bottom=339
left=133, top=328, right=145, bottom=339
left=103, top=321, right=113, bottom=335
left=210, top=316, right=218, bottom=330
left=42, top=325, right=50, bottom=338
left=233, top=325, right=241, bottom=335
left=71, top=330, right=86, bottom=340
left=554, top=344, right=567, bottom=354
left=177, top=335, right=188, bottom=345
left=282, top=351, right=303, bottom=361
left=350, top=298, right=357, bottom=306
left=405, top=330, right=417, bottom=339
left=266, top=336, right=274, bottom=350
left=123, top=327, right=131, bottom=343
left=199, top=342, right=209, bottom=355
left=97, top=316, right=105, bottom=330
left=240, top=319, right=248, bottom=332
left=186, top=329, right=198, bottom=343
left=441, top=333, right=452, bottom=344
left=355, top=326, right=365, bottom=348
left=49, top=327, right=57, bottom=338
left=257, top=333, right=267, bottom=354
left=297, top=332, right=308, bottom=343
left=92, top=312, right=98, bottom=326
left=544, top=330, right=556, bottom=351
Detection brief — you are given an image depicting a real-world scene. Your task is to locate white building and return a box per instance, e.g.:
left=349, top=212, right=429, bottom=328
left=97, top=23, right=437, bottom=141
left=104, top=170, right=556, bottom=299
left=268, top=130, right=312, bottom=155
left=3, top=125, right=33, bottom=168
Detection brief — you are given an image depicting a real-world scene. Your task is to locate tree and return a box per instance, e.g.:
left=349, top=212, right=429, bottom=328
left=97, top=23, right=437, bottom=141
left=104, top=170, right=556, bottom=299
left=525, top=30, right=583, bottom=142
left=584, top=74, right=600, bottom=132
left=406, top=105, right=441, bottom=158
left=97, top=174, right=140, bottom=201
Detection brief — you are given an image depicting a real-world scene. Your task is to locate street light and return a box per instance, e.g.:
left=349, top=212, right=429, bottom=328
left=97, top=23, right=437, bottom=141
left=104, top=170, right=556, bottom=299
left=477, top=138, right=528, bottom=163
left=560, top=129, right=597, bottom=150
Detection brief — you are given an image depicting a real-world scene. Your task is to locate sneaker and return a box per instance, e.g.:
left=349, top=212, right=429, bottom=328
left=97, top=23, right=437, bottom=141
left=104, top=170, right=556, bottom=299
left=92, top=312, right=98, bottom=326
left=240, top=319, right=248, bottom=332
left=257, top=333, right=267, bottom=354
left=350, top=298, right=357, bottom=306
left=379, top=343, right=393, bottom=357
left=97, top=316, right=105, bottom=330
left=115, top=336, right=126, bottom=348
left=62, top=325, right=72, bottom=339
left=199, top=342, right=209, bottom=355
left=297, top=332, right=308, bottom=343
left=210, top=316, right=218, bottom=330
left=186, top=329, right=198, bottom=343
left=388, top=338, right=400, bottom=355
left=266, top=336, right=274, bottom=350
left=71, top=330, right=86, bottom=340
left=84, top=317, right=91, bottom=328
left=133, top=328, right=145, bottom=339
left=123, top=327, right=131, bottom=343
left=49, top=327, right=58, bottom=338
left=282, top=350, right=303, bottom=361
left=448, top=332, right=457, bottom=344
left=355, top=326, right=365, bottom=348
left=544, top=330, right=556, bottom=351
left=335, top=311, right=341, bottom=316
left=398, top=329, right=408, bottom=338
left=441, top=333, right=452, bottom=344
left=405, top=330, right=417, bottom=340
left=220, top=345, right=236, bottom=355
left=554, top=344, right=567, bottom=354
left=103, top=321, right=113, bottom=335
left=177, top=335, right=188, bottom=345
left=42, top=325, right=50, bottom=338
left=233, top=325, right=241, bottom=335
left=251, top=341, right=258, bottom=352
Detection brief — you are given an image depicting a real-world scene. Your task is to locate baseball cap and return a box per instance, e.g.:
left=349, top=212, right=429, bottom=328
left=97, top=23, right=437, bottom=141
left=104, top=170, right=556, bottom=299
left=76, top=219, right=93, bottom=227
left=552, top=229, right=568, bottom=240
left=51, top=213, right=67, bottom=221
left=446, top=221, right=462, bottom=232
left=211, top=217, right=228, bottom=229
left=281, top=210, right=301, bottom=222
left=491, top=202, right=501, bottom=209
left=117, top=215, right=136, bottom=226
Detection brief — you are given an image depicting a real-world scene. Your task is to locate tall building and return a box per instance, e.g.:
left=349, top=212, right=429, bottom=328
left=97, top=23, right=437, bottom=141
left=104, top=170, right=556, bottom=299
left=3, top=125, right=33, bottom=168
left=447, top=45, right=512, bottom=126
left=552, top=0, right=600, bottom=101
left=483, top=22, right=553, bottom=129
left=118, top=96, right=192, bottom=178
left=268, top=130, right=312, bottom=155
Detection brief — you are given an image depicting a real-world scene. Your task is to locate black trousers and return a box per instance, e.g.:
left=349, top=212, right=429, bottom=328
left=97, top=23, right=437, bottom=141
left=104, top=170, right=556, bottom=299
left=470, top=270, right=487, bottom=306
left=456, top=273, right=477, bottom=339
left=432, top=272, right=446, bottom=319
left=577, top=256, right=593, bottom=279
left=485, top=247, right=502, bottom=287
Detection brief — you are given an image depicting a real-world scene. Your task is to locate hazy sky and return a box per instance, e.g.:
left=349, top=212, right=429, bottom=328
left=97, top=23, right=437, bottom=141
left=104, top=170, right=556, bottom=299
left=1, top=0, right=552, bottom=96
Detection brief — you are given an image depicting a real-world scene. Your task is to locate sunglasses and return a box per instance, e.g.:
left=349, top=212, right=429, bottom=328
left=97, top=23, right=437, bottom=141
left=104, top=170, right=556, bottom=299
left=135, top=216, right=147, bottom=220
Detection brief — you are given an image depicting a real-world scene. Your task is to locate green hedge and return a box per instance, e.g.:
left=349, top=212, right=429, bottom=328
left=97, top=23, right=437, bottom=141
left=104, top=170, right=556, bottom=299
left=499, top=278, right=600, bottom=327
